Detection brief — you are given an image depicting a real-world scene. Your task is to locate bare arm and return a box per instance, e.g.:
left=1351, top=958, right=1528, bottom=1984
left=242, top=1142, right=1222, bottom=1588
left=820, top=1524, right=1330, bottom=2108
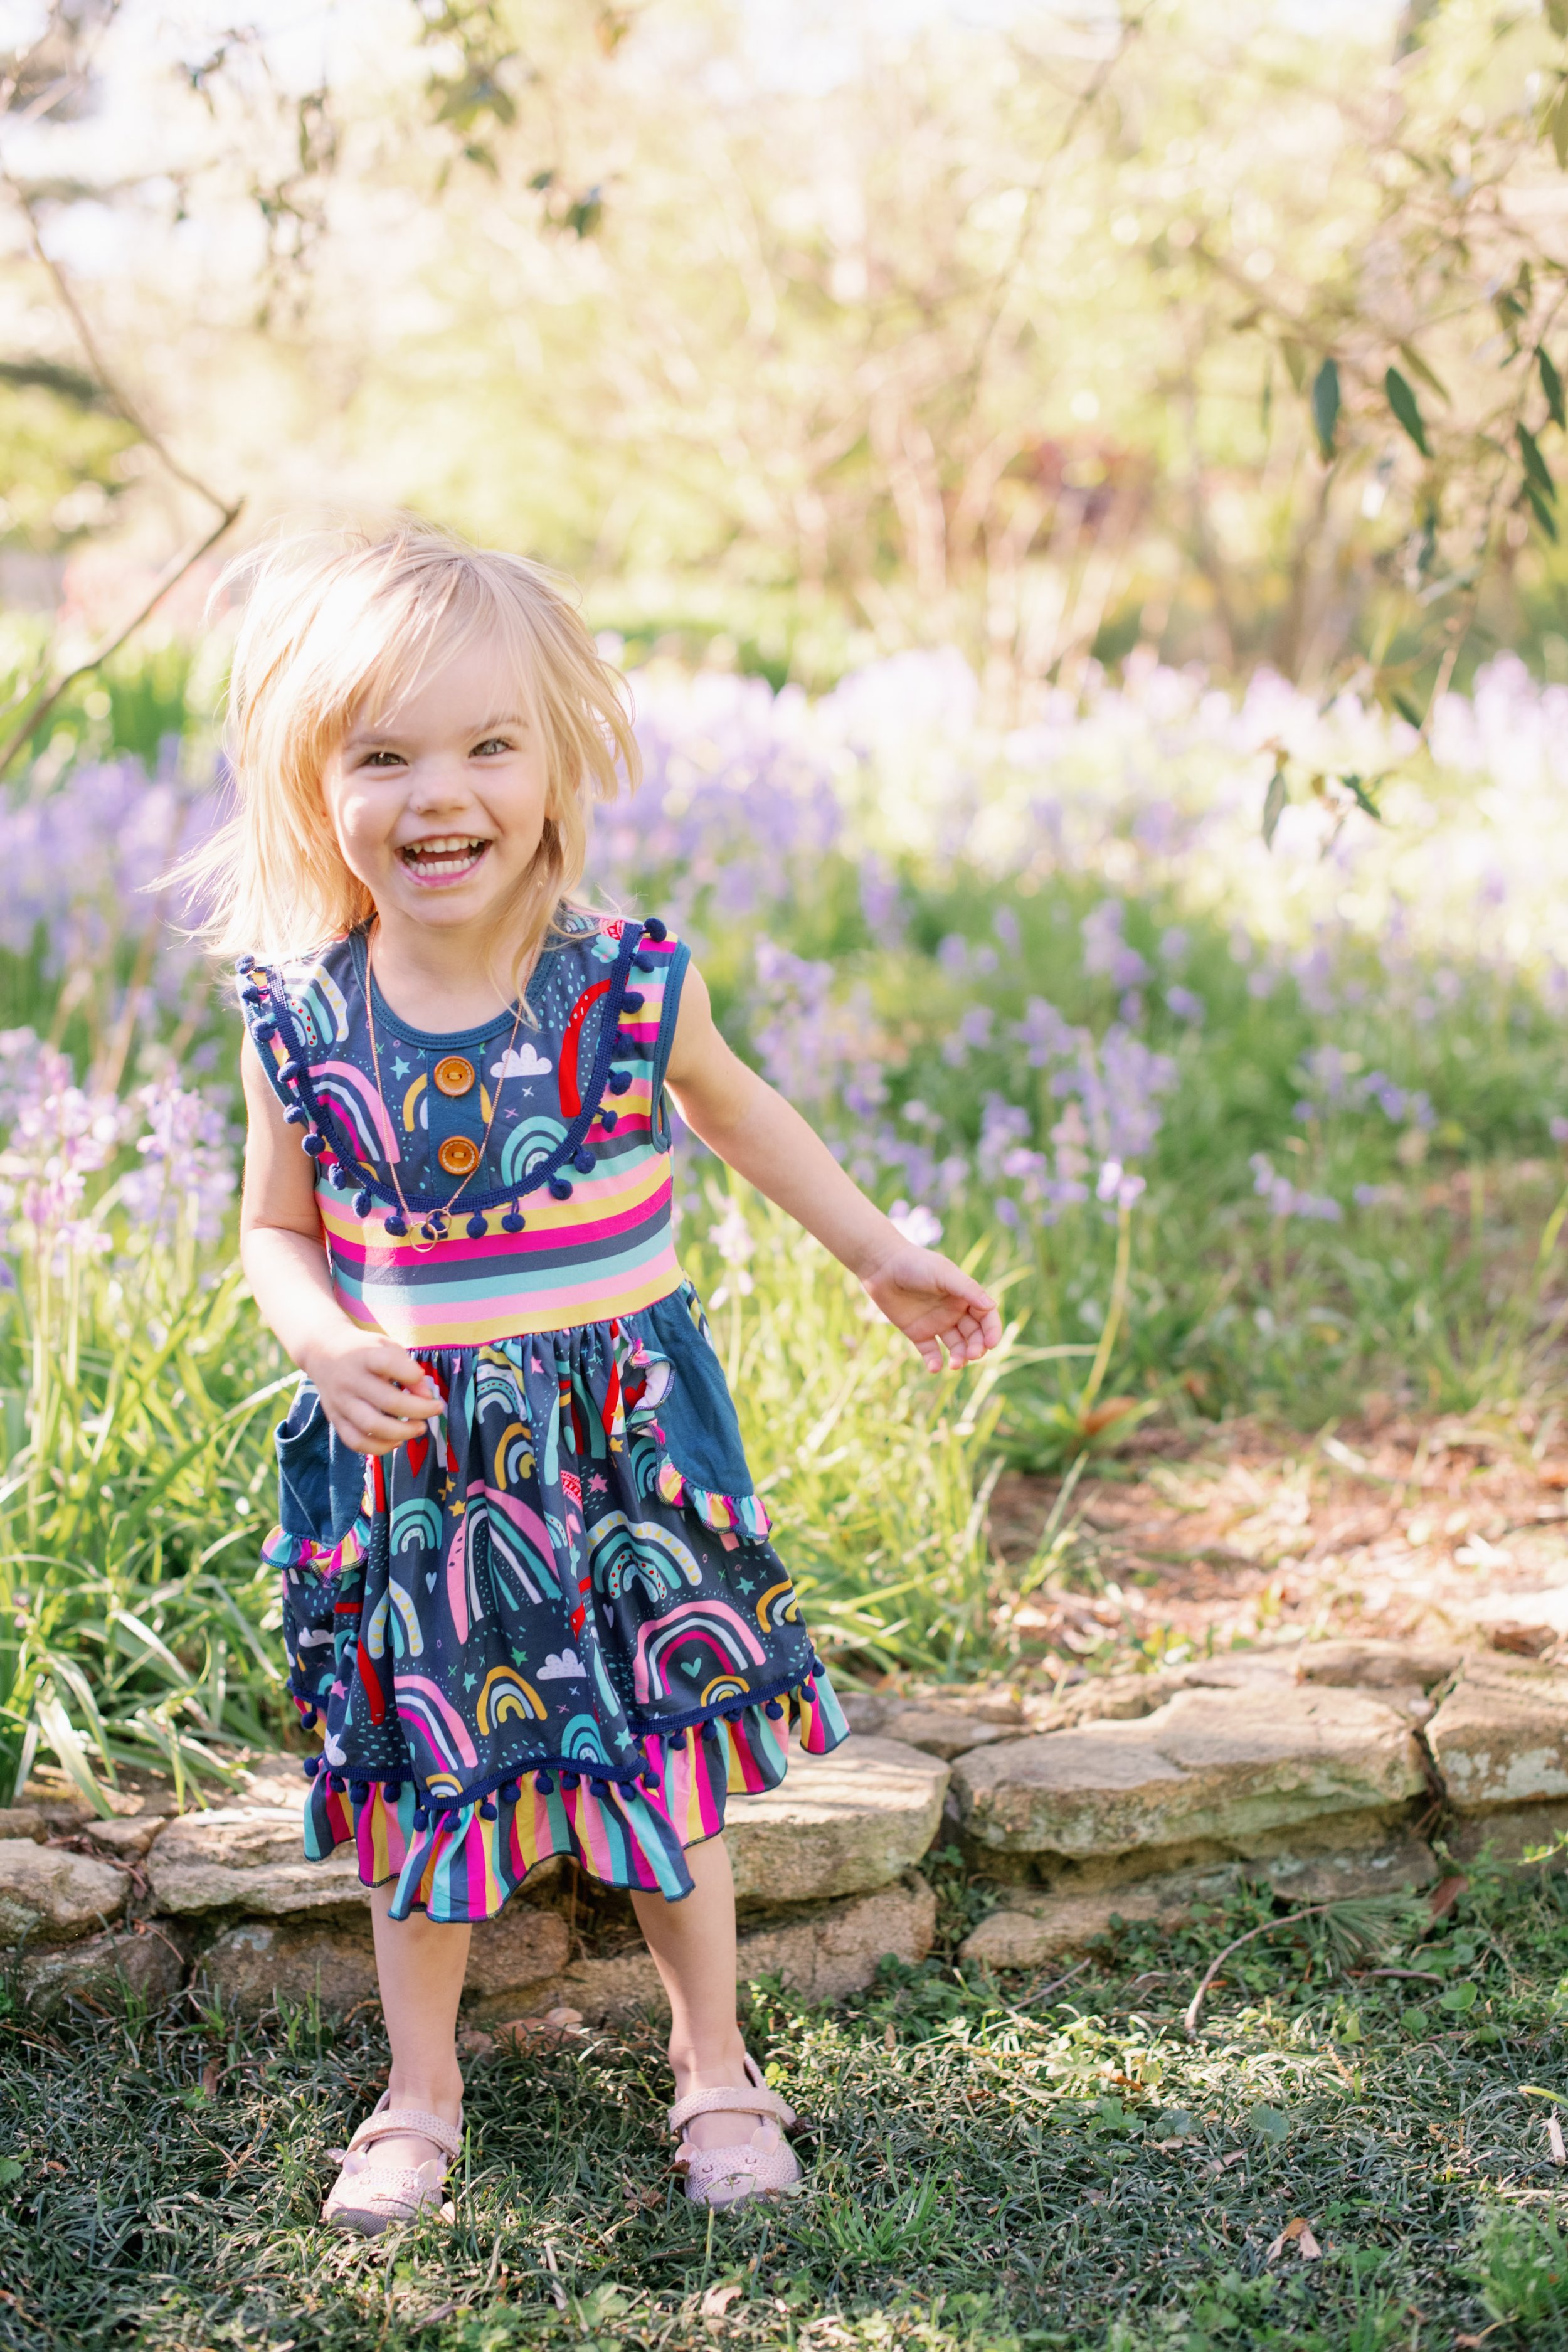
left=664, top=967, right=1002, bottom=1370
left=239, top=1041, right=442, bottom=1454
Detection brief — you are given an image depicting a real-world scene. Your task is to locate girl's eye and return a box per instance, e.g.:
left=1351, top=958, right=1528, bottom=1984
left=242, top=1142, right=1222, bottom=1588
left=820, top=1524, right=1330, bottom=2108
left=361, top=750, right=405, bottom=769
left=472, top=736, right=512, bottom=758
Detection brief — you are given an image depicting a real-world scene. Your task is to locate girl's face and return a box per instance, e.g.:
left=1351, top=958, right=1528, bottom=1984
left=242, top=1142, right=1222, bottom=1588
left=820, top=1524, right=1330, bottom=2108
left=324, top=632, right=549, bottom=941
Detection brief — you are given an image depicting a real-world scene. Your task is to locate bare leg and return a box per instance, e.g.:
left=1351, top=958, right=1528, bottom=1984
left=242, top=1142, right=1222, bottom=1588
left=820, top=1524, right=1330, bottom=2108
left=360, top=1884, right=470, bottom=2171
left=629, top=1835, right=752, bottom=2153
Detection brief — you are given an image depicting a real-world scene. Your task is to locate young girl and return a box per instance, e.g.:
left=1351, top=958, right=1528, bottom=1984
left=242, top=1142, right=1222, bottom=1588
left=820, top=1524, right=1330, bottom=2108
left=216, top=522, right=1000, bottom=2233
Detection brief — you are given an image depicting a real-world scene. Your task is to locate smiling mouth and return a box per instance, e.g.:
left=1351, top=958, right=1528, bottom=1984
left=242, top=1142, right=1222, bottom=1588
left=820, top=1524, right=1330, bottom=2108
left=398, top=835, right=491, bottom=885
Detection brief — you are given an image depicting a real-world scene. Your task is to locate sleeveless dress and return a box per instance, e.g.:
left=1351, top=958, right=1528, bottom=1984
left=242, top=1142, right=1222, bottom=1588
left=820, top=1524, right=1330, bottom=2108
left=237, top=913, right=848, bottom=1922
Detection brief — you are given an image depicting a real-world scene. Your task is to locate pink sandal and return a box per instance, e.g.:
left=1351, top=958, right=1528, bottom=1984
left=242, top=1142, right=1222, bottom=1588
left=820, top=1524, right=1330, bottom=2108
left=322, top=2091, right=464, bottom=2235
left=669, top=2053, right=803, bottom=2208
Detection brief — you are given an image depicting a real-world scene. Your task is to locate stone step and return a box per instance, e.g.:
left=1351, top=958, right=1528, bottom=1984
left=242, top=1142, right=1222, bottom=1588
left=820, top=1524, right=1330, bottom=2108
left=1424, top=1653, right=1568, bottom=1813
left=950, top=1683, right=1426, bottom=1862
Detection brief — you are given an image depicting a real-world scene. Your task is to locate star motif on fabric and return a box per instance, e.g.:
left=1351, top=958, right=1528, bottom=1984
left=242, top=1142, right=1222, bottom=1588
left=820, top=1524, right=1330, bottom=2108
left=450, top=1496, right=465, bottom=1515
left=393, top=1055, right=410, bottom=1079
left=464, top=1672, right=477, bottom=1691
left=588, top=1471, right=608, bottom=1494
left=511, top=1648, right=529, bottom=1666
left=736, top=1573, right=759, bottom=1593
left=521, top=1084, right=534, bottom=1097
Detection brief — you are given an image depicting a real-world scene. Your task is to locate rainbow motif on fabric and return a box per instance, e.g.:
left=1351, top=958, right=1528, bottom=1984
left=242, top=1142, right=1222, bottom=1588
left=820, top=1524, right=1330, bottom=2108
left=300, top=1668, right=845, bottom=1920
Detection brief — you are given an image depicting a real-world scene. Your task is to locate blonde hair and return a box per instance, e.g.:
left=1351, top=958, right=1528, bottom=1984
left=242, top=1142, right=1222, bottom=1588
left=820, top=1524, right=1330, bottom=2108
left=185, top=519, right=638, bottom=994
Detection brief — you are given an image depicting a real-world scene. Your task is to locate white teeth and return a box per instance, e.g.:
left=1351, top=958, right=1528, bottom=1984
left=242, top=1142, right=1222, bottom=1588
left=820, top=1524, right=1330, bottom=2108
left=402, top=836, right=487, bottom=862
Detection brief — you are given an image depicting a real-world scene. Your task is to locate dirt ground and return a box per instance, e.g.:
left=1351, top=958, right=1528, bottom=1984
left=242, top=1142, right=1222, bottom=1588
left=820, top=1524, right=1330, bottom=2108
left=988, top=1407, right=1568, bottom=1677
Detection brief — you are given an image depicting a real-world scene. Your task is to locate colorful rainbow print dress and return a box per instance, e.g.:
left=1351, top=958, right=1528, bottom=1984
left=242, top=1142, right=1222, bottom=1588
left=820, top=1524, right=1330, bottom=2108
left=237, top=913, right=847, bottom=1922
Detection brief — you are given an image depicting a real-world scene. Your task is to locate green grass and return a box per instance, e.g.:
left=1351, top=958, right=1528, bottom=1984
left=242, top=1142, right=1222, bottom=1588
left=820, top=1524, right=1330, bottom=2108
left=8, top=1858, right=1568, bottom=2350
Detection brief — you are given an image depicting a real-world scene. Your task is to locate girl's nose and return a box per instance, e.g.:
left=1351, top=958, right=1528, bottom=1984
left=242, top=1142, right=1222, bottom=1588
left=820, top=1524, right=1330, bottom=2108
left=406, top=756, right=473, bottom=810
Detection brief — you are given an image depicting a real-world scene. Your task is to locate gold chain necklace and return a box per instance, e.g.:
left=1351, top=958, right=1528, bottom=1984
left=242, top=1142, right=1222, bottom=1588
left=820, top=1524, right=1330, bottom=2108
left=364, top=932, right=528, bottom=1254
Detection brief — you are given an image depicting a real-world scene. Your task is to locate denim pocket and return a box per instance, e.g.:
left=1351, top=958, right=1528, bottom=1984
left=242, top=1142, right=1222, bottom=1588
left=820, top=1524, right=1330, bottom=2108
left=275, top=1380, right=365, bottom=1545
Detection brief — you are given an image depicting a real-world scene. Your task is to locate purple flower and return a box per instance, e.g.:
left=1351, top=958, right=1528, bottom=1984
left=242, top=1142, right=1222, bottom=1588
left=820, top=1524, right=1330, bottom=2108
left=1165, top=985, right=1204, bottom=1024
left=1081, top=900, right=1148, bottom=991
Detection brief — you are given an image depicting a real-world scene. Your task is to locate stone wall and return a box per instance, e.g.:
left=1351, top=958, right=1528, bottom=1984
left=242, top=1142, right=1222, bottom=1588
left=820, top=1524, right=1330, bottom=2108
left=6, top=1640, right=1568, bottom=2020
left=0, top=1736, right=948, bottom=2024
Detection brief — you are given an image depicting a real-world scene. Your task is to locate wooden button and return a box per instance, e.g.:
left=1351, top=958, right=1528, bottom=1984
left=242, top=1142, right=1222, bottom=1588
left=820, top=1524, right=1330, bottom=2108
left=437, top=1135, right=481, bottom=1177
left=433, top=1054, right=475, bottom=1098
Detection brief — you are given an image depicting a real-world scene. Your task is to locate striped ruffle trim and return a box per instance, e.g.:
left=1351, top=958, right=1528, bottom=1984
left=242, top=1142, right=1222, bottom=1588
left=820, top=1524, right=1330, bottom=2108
left=300, top=1671, right=849, bottom=1920
left=262, top=1515, right=369, bottom=1577
left=654, top=1458, right=772, bottom=1541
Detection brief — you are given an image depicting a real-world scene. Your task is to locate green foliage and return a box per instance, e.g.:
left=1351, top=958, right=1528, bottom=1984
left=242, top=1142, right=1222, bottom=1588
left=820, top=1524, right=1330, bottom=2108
left=11, top=1865, right=1568, bottom=2347
left=0, top=1194, right=288, bottom=1804
left=681, top=1192, right=1014, bottom=1674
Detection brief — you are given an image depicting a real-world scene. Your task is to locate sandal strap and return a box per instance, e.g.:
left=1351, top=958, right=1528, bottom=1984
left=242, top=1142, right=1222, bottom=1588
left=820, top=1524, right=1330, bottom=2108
left=347, top=2106, right=463, bottom=2160
left=668, top=2084, right=793, bottom=2135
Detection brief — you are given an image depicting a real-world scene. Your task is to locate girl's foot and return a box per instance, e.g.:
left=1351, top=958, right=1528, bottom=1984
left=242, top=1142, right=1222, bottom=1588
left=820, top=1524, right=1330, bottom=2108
left=668, top=2043, right=802, bottom=2208
left=322, top=2083, right=464, bottom=2235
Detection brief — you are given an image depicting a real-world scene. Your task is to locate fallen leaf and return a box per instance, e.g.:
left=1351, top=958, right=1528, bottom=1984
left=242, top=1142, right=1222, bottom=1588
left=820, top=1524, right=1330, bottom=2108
left=1549, top=2114, right=1565, bottom=2166
left=491, top=2006, right=584, bottom=2048
left=200, top=2059, right=220, bottom=2099
left=416, top=2303, right=457, bottom=2331
left=1427, top=1874, right=1468, bottom=1922
left=1267, top=2216, right=1322, bottom=2262
left=1081, top=1397, right=1139, bottom=1438
left=884, top=2021, right=897, bottom=2053
left=702, top=2282, right=744, bottom=2321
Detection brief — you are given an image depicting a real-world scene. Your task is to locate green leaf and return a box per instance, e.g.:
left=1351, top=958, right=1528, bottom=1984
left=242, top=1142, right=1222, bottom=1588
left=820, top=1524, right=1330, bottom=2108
left=1384, top=366, right=1429, bottom=457
left=1311, top=358, right=1340, bottom=462
left=1392, top=692, right=1423, bottom=728
left=1263, top=762, right=1288, bottom=847
left=1249, top=2102, right=1290, bottom=2143
left=0, top=2159, right=21, bottom=2186
left=1528, top=482, right=1560, bottom=542
left=1397, top=343, right=1449, bottom=405
left=1440, top=1980, right=1478, bottom=2013
left=1520, top=422, right=1557, bottom=502
left=33, top=1687, right=114, bottom=1819
left=1281, top=339, right=1308, bottom=393
left=1340, top=772, right=1384, bottom=823
left=1542, top=346, right=1567, bottom=433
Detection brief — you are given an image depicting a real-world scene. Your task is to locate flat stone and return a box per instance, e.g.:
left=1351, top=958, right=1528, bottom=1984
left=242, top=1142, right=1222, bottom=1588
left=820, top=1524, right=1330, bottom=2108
left=1258, top=1834, right=1438, bottom=1905
left=85, top=1818, right=163, bottom=1860
left=870, top=1707, right=1014, bottom=1761
left=951, top=1685, right=1424, bottom=1859
left=0, top=1809, right=46, bottom=1843
left=960, top=1873, right=1231, bottom=1969
left=1025, top=1671, right=1180, bottom=1732
left=464, top=1904, right=571, bottom=2000
left=146, top=1801, right=373, bottom=1915
left=1448, top=1799, right=1568, bottom=1872
left=724, top=1737, right=949, bottom=1904
left=199, top=1916, right=381, bottom=2015
left=1293, top=1638, right=1460, bottom=1695
left=19, top=1924, right=185, bottom=2019
left=0, top=1838, right=125, bottom=1946
left=485, top=1876, right=938, bottom=2026
left=149, top=1846, right=371, bottom=1916
left=1425, top=1655, right=1568, bottom=1813
left=152, top=1804, right=306, bottom=1872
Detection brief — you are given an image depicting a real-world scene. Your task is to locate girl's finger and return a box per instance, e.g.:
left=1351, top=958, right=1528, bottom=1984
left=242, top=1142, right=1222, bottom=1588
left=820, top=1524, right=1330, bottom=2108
left=363, top=1381, right=443, bottom=1421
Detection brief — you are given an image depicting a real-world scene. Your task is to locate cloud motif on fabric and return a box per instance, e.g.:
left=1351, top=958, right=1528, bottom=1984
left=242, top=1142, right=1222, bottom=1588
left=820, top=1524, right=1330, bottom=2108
left=537, top=1648, right=584, bottom=1680
left=492, top=1042, right=553, bottom=1079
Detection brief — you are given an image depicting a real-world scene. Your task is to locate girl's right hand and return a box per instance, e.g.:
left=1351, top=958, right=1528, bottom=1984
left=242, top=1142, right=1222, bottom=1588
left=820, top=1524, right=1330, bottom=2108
left=300, top=1325, right=445, bottom=1456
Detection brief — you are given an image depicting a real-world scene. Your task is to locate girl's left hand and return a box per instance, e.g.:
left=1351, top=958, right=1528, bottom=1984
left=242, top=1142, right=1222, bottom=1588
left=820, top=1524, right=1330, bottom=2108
left=861, top=1243, right=1004, bottom=1371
